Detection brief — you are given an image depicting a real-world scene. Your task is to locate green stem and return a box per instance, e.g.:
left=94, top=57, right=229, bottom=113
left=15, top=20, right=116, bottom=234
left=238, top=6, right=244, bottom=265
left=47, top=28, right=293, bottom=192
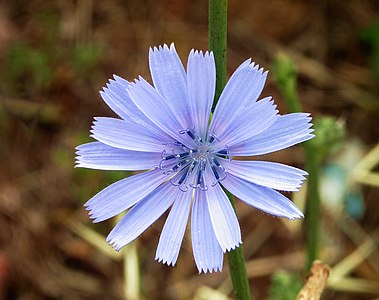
left=224, top=191, right=251, bottom=300
left=209, top=1, right=251, bottom=299
left=209, top=0, right=227, bottom=111
left=226, top=245, right=251, bottom=299
left=272, top=55, right=320, bottom=271
left=304, top=148, right=320, bottom=271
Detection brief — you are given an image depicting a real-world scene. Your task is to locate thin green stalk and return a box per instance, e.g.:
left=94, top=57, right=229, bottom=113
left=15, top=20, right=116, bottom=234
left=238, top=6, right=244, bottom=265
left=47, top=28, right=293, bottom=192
left=209, top=0, right=227, bottom=110
left=272, top=54, right=320, bottom=271
left=209, top=1, right=251, bottom=299
left=224, top=191, right=251, bottom=300
left=304, top=150, right=320, bottom=271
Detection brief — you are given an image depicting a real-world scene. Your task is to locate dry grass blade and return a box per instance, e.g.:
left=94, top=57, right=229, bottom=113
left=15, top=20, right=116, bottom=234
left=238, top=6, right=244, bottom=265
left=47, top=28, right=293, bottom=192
left=351, top=143, right=379, bottom=187
left=246, top=251, right=305, bottom=278
left=327, top=277, right=379, bottom=294
left=123, top=242, right=140, bottom=300
left=67, top=220, right=122, bottom=260
left=194, top=286, right=231, bottom=300
left=329, top=237, right=377, bottom=281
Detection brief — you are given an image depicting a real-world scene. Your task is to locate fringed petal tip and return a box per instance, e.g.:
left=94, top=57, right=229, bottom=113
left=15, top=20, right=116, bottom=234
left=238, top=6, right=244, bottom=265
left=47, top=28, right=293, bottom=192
left=272, top=206, right=304, bottom=220
left=83, top=198, right=103, bottom=214
left=100, top=77, right=128, bottom=96
left=298, top=169, right=309, bottom=176
left=149, top=43, right=213, bottom=57
left=84, top=207, right=105, bottom=223
left=189, top=48, right=214, bottom=58
left=258, top=207, right=304, bottom=221
left=106, top=235, right=130, bottom=252
left=73, top=159, right=82, bottom=168
left=149, top=42, right=176, bottom=54
left=197, top=265, right=223, bottom=274
left=248, top=61, right=264, bottom=75
left=91, top=117, right=99, bottom=128
left=112, top=74, right=129, bottom=84
left=107, top=240, right=123, bottom=252
left=287, top=211, right=304, bottom=220
left=155, top=256, right=177, bottom=267
left=128, top=75, right=149, bottom=88
left=100, top=77, right=127, bottom=93
left=241, top=58, right=269, bottom=77
left=91, top=217, right=104, bottom=224
left=106, top=236, right=118, bottom=248
left=223, top=241, right=242, bottom=253
left=280, top=209, right=304, bottom=220
left=75, top=144, right=84, bottom=151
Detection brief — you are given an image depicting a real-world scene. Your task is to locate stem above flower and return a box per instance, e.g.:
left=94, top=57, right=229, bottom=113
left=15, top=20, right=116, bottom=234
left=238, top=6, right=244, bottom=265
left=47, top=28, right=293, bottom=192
left=209, top=0, right=227, bottom=111
left=209, top=1, right=252, bottom=299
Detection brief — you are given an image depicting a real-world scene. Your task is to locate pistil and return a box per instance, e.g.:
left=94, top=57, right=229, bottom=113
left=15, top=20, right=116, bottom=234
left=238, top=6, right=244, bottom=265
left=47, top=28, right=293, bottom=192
left=159, top=127, right=229, bottom=192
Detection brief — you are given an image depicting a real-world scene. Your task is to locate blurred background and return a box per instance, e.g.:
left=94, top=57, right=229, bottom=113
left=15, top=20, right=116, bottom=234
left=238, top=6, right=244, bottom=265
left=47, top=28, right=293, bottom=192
left=0, top=0, right=379, bottom=299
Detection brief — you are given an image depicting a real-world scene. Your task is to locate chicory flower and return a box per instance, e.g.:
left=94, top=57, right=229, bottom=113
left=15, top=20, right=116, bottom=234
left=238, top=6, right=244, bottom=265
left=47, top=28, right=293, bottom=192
left=76, top=43, right=314, bottom=273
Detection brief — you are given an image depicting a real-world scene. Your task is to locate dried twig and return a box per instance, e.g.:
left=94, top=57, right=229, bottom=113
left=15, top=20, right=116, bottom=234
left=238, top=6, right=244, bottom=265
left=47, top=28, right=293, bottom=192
left=297, top=260, right=330, bottom=300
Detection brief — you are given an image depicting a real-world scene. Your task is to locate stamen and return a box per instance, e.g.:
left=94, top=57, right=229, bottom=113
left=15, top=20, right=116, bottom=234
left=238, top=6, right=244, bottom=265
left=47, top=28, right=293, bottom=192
left=159, top=150, right=177, bottom=169
left=209, top=157, right=227, bottom=186
left=162, top=141, right=184, bottom=147
left=163, top=163, right=179, bottom=175
left=211, top=156, right=221, bottom=167
left=217, top=149, right=228, bottom=156
left=170, top=161, right=197, bottom=192
left=210, top=164, right=219, bottom=179
left=189, top=149, right=198, bottom=155
left=217, top=146, right=231, bottom=161
left=190, top=159, right=208, bottom=191
left=180, top=126, right=202, bottom=144
left=187, top=130, right=196, bottom=140
left=207, top=131, right=220, bottom=146
left=173, top=151, right=190, bottom=159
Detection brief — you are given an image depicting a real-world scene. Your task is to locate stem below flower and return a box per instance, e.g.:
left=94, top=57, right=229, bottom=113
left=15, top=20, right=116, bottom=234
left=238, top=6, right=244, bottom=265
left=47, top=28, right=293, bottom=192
left=209, top=1, right=252, bottom=299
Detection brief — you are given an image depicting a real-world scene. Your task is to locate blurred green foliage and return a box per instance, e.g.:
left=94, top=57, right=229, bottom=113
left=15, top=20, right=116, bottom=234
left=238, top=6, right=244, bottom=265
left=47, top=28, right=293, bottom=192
left=272, top=53, right=300, bottom=112
left=1, top=9, right=102, bottom=97
left=73, top=44, right=102, bottom=76
left=269, top=271, right=303, bottom=300
left=3, top=42, right=52, bottom=93
left=361, top=19, right=379, bottom=81
left=310, top=116, right=345, bottom=162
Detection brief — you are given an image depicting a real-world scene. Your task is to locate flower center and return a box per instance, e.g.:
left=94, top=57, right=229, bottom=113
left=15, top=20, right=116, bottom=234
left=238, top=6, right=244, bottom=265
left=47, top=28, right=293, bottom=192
left=159, top=127, right=230, bottom=192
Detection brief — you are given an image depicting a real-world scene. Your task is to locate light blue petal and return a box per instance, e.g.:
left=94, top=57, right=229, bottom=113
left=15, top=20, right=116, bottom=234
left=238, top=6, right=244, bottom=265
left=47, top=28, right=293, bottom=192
left=203, top=165, right=241, bottom=252
left=106, top=182, right=176, bottom=251
left=91, top=117, right=173, bottom=152
left=191, top=189, right=223, bottom=273
left=210, top=60, right=268, bottom=135
left=231, top=113, right=314, bottom=156
left=187, top=50, right=215, bottom=139
left=155, top=189, right=192, bottom=266
left=85, top=169, right=167, bottom=223
left=75, top=142, right=161, bottom=171
left=222, top=173, right=304, bottom=220
left=101, top=76, right=161, bottom=133
left=212, top=97, right=278, bottom=151
left=99, top=76, right=131, bottom=120
left=127, top=76, right=195, bottom=148
left=220, top=158, right=307, bottom=192
left=149, top=43, right=191, bottom=128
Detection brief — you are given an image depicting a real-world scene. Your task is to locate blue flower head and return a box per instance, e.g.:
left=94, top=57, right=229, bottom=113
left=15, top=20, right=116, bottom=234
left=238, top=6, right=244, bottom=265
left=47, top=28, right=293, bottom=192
left=76, top=43, right=314, bottom=273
